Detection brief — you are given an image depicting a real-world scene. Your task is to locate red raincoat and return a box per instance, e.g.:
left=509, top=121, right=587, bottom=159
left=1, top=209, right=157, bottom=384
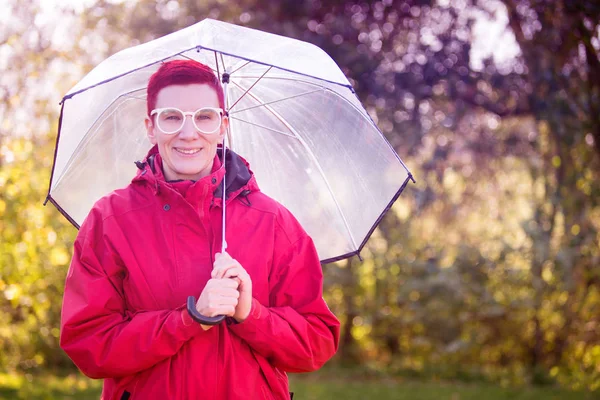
left=60, top=146, right=340, bottom=399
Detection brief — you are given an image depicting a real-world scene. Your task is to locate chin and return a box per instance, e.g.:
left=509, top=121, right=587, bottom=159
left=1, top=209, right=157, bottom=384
left=178, top=167, right=207, bottom=178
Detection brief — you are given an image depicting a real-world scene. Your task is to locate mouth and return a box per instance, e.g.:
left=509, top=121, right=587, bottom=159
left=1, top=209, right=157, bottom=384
left=174, top=147, right=201, bottom=155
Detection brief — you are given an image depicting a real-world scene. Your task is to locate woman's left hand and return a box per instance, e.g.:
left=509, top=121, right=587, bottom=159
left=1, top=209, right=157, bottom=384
left=212, top=252, right=253, bottom=322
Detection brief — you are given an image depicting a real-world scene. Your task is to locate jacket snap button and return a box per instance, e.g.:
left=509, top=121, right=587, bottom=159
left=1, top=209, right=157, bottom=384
left=211, top=177, right=217, bottom=184
left=163, top=204, right=171, bottom=211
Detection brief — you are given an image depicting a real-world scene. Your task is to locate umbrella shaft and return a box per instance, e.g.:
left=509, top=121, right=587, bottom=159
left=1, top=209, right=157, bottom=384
left=221, top=74, right=230, bottom=253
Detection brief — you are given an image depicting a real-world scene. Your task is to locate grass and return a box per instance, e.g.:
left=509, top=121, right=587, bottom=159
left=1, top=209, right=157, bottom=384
left=0, top=369, right=597, bottom=400
left=0, top=372, right=101, bottom=399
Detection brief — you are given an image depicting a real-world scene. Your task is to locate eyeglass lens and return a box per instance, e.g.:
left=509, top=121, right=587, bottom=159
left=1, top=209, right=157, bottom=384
left=156, top=108, right=221, bottom=134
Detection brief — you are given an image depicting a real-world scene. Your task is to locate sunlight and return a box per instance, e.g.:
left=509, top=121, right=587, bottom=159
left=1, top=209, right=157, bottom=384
left=470, top=0, right=521, bottom=71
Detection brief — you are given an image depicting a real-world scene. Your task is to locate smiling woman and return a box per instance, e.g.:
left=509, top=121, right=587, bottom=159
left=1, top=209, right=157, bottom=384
left=59, top=59, right=340, bottom=400
left=143, top=61, right=228, bottom=181
left=145, top=83, right=227, bottom=181
left=46, top=17, right=412, bottom=398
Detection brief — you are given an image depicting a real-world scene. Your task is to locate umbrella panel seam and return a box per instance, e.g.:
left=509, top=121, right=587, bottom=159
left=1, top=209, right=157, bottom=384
left=63, top=46, right=352, bottom=102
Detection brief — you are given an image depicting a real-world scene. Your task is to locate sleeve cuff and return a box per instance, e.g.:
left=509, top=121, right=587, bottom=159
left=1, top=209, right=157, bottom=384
left=227, top=298, right=265, bottom=335
left=249, top=298, right=263, bottom=319
left=181, top=308, right=196, bottom=326
left=177, top=305, right=204, bottom=338
left=240, top=298, right=263, bottom=322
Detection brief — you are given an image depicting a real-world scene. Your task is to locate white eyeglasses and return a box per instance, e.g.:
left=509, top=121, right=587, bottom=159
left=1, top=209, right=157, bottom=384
left=150, top=107, right=224, bottom=134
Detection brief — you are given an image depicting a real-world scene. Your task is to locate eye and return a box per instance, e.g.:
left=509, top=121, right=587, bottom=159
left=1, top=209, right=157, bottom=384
left=164, top=114, right=182, bottom=121
left=159, top=109, right=183, bottom=121
left=195, top=109, right=219, bottom=121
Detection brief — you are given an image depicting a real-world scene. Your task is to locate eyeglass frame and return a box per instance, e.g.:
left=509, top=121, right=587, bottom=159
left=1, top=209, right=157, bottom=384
left=149, top=107, right=225, bottom=135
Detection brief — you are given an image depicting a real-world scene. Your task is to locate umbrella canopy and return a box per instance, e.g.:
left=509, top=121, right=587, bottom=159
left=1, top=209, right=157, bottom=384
left=46, top=18, right=413, bottom=264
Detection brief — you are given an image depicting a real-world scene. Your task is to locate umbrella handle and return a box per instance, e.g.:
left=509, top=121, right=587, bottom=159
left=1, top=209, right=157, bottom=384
left=186, top=296, right=226, bottom=325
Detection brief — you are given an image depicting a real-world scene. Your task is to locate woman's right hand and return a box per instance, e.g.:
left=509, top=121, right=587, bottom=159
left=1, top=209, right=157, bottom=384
left=195, top=278, right=240, bottom=329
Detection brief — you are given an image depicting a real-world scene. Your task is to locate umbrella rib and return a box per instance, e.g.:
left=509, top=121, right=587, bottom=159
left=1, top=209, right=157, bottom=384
left=229, top=116, right=299, bottom=139
left=230, top=61, right=251, bottom=75
left=214, top=51, right=221, bottom=82
left=220, top=52, right=227, bottom=74
left=229, top=75, right=340, bottom=87
left=229, top=67, right=273, bottom=111
left=121, top=91, right=146, bottom=100
left=229, top=87, right=324, bottom=114
left=233, top=88, right=359, bottom=251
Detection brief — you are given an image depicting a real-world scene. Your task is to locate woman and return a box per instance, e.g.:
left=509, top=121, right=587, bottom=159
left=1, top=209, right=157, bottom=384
left=60, top=59, right=340, bottom=399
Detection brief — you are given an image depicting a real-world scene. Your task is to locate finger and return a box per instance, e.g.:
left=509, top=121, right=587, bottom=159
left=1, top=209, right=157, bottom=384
left=221, top=306, right=236, bottom=317
left=214, top=251, right=232, bottom=262
left=208, top=287, right=240, bottom=299
left=201, top=304, right=236, bottom=317
left=212, top=259, right=242, bottom=279
left=213, top=254, right=237, bottom=271
left=208, top=279, right=239, bottom=291
left=211, top=257, right=231, bottom=278
left=214, top=294, right=240, bottom=306
left=222, top=267, right=247, bottom=279
left=222, top=269, right=245, bottom=286
left=229, top=276, right=242, bottom=287
left=205, top=278, right=236, bottom=289
left=203, top=280, right=238, bottom=299
left=204, top=294, right=238, bottom=313
left=196, top=292, right=237, bottom=317
left=211, top=295, right=238, bottom=310
left=224, top=267, right=250, bottom=285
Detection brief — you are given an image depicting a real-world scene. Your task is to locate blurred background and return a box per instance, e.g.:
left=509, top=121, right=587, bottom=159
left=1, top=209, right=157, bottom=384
left=0, top=0, right=599, bottom=398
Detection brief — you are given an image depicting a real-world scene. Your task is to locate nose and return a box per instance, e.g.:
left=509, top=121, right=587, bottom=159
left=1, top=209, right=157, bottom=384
left=178, top=115, right=198, bottom=139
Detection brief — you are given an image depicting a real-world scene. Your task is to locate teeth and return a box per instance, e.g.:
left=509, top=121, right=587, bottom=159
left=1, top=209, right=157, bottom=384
left=176, top=148, right=200, bottom=155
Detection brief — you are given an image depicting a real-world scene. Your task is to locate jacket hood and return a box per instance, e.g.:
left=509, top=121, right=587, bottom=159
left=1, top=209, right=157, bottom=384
left=133, top=145, right=259, bottom=201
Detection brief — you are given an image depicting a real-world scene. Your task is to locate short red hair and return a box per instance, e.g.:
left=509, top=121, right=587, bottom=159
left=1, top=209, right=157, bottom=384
left=146, top=59, right=224, bottom=116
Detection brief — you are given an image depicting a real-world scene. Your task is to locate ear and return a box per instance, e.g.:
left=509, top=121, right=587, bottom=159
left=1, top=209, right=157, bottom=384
left=219, top=115, right=229, bottom=141
left=145, top=117, right=157, bottom=145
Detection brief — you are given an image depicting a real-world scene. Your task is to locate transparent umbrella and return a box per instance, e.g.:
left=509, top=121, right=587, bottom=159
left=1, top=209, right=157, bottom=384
left=46, top=18, right=413, bottom=267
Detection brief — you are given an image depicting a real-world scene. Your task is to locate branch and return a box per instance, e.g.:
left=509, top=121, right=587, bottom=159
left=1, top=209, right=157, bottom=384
left=454, top=89, right=531, bottom=117
left=502, top=0, right=528, bottom=54
left=576, top=20, right=600, bottom=158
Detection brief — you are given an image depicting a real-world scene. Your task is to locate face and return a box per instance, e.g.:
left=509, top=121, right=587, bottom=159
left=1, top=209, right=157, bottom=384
left=145, top=84, right=227, bottom=181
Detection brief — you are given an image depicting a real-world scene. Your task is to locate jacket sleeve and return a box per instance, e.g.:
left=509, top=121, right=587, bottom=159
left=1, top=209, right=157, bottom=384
left=228, top=221, right=340, bottom=373
left=60, top=211, right=204, bottom=379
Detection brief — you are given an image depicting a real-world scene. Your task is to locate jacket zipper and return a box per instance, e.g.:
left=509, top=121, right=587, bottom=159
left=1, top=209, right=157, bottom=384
left=203, top=186, right=222, bottom=400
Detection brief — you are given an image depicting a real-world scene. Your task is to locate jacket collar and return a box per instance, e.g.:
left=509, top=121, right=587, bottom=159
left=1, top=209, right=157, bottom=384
left=133, top=145, right=258, bottom=201
left=213, top=147, right=253, bottom=200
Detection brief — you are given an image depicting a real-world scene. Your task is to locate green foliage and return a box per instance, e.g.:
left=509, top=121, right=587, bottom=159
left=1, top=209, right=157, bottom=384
left=0, top=136, right=76, bottom=371
left=0, top=372, right=101, bottom=399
